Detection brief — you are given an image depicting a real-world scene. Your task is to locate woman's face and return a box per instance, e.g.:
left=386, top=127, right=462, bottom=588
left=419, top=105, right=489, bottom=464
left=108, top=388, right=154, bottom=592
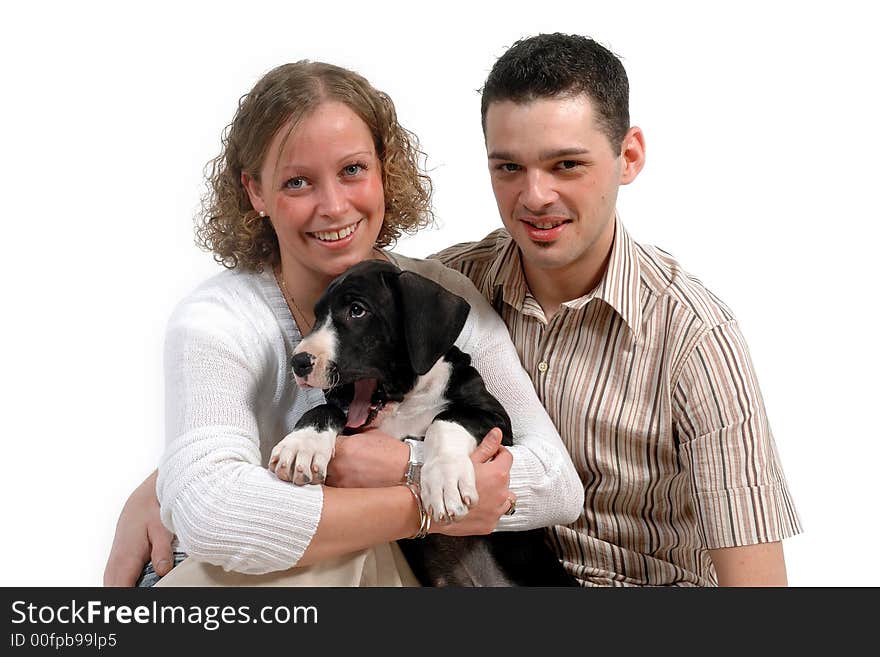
left=244, top=101, right=385, bottom=284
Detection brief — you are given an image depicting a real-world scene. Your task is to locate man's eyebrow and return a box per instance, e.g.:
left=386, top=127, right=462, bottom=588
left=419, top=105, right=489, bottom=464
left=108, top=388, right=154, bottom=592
left=539, top=147, right=591, bottom=160
left=487, top=147, right=591, bottom=161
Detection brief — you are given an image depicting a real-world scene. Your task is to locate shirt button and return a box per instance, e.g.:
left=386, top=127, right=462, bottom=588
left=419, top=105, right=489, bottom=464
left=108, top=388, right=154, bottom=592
left=537, top=361, right=549, bottom=373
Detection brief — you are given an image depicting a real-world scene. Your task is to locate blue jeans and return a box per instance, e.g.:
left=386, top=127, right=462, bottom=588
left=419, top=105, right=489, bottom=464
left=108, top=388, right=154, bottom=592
left=136, top=551, right=189, bottom=587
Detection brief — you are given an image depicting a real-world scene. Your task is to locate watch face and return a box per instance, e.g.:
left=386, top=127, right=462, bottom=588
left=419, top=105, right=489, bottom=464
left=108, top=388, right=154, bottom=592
left=406, top=462, right=421, bottom=486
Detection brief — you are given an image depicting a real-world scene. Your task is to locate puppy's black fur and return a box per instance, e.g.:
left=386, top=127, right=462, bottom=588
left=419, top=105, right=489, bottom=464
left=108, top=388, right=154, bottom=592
left=290, top=260, right=576, bottom=587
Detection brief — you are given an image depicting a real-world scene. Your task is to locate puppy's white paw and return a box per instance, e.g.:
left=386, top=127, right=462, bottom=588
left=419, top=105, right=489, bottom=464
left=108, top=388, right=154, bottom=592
left=421, top=421, right=478, bottom=522
left=269, top=427, right=336, bottom=485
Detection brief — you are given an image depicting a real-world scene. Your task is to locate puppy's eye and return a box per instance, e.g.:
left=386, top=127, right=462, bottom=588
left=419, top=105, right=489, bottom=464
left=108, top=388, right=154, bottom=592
left=349, top=303, right=366, bottom=319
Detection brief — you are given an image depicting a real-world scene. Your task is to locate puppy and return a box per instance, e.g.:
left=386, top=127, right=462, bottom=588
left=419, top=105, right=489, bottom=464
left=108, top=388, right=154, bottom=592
left=269, top=259, right=576, bottom=586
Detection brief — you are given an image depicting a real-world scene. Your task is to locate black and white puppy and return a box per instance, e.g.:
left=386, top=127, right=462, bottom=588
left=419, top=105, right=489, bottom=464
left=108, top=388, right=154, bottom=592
left=269, top=259, right=576, bottom=586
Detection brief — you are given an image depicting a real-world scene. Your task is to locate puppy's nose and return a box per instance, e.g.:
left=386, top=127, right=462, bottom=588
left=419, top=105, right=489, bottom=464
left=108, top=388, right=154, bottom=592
left=291, top=352, right=315, bottom=378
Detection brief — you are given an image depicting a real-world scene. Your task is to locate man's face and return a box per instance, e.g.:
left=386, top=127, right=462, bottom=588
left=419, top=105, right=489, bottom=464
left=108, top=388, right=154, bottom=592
left=485, top=95, right=633, bottom=276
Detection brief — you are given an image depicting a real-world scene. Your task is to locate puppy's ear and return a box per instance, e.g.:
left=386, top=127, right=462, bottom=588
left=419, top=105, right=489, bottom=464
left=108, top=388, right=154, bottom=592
left=396, top=271, right=470, bottom=375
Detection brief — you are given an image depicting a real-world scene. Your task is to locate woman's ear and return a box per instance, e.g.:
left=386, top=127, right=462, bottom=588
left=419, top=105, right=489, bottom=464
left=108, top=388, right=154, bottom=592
left=241, top=171, right=266, bottom=215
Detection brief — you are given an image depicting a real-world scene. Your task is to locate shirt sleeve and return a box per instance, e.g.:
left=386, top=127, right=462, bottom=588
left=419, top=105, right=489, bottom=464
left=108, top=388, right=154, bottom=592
left=156, top=294, right=323, bottom=574
left=673, top=320, right=802, bottom=549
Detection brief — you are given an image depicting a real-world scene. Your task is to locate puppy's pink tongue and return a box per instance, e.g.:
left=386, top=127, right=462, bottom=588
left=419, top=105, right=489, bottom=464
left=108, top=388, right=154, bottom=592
left=346, top=378, right=378, bottom=428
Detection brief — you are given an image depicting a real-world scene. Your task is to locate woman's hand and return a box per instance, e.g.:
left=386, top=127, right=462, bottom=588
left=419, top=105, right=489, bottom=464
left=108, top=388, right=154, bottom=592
left=326, top=426, right=513, bottom=536
left=325, top=430, right=410, bottom=488
left=103, top=470, right=173, bottom=586
left=431, top=428, right=514, bottom=537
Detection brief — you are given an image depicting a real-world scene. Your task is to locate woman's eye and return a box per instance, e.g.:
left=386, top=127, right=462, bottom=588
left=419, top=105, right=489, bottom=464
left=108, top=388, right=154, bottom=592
left=349, top=303, right=366, bottom=318
left=285, top=177, right=307, bottom=190
left=343, top=163, right=364, bottom=176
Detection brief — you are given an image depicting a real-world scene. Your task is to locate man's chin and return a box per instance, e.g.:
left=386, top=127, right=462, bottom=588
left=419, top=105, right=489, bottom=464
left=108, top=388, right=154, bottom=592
left=517, top=240, right=578, bottom=271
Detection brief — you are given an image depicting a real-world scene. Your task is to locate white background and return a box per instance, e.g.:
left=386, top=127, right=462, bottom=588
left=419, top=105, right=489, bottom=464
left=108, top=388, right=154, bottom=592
left=2, top=0, right=877, bottom=586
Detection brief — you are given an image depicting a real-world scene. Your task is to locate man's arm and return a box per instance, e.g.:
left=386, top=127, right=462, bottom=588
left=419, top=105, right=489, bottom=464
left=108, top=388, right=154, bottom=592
left=709, top=541, right=788, bottom=586
left=103, top=470, right=173, bottom=586
left=674, top=320, right=802, bottom=581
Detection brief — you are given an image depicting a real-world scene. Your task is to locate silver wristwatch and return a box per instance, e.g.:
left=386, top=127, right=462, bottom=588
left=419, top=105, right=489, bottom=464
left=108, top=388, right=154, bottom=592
left=404, top=440, right=422, bottom=487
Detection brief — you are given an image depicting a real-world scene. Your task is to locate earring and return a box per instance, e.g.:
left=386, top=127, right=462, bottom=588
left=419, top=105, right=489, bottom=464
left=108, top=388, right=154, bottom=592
left=259, top=210, right=266, bottom=218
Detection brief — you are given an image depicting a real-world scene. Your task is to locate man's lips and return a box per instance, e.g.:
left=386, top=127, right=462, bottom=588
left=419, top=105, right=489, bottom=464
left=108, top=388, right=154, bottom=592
left=519, top=217, right=572, bottom=242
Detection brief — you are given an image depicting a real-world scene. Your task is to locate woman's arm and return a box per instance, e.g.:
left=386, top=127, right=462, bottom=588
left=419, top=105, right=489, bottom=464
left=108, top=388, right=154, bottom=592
left=157, top=282, right=514, bottom=575
left=452, top=279, right=584, bottom=530
left=104, top=432, right=512, bottom=580
left=157, top=295, right=325, bottom=574
left=300, top=432, right=513, bottom=565
left=327, top=257, right=584, bottom=530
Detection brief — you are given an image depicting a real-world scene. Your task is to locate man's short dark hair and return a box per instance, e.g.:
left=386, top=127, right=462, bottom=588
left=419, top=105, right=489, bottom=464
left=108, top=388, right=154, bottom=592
left=481, top=33, right=630, bottom=151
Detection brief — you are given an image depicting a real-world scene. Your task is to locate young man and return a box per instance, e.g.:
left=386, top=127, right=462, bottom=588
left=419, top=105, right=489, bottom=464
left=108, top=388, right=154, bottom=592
left=105, top=34, right=801, bottom=587
left=431, top=33, right=801, bottom=586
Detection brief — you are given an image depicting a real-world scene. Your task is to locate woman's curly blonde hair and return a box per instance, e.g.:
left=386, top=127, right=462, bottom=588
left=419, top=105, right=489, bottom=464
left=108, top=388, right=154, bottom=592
left=196, top=61, right=434, bottom=271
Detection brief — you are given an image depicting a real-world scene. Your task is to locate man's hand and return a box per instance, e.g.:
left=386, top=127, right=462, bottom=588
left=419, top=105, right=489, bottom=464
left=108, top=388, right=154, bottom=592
left=325, top=430, right=409, bottom=488
left=103, top=470, right=173, bottom=587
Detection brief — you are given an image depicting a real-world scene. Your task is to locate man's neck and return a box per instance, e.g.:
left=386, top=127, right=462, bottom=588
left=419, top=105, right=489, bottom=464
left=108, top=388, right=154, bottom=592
left=521, top=224, right=615, bottom=322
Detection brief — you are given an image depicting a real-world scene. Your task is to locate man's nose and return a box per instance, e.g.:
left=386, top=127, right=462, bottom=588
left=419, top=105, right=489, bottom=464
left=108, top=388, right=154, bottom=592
left=521, top=169, right=557, bottom=209
left=291, top=352, right=315, bottom=378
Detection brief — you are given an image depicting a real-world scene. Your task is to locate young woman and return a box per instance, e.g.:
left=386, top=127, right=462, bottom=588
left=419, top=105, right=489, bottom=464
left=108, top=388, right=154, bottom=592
left=104, top=61, right=582, bottom=586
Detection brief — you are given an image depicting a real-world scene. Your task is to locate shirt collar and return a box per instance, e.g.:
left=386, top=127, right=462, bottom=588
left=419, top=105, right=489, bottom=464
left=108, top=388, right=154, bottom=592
left=586, top=216, right=642, bottom=337
left=485, top=231, right=531, bottom=314
left=487, top=215, right=643, bottom=336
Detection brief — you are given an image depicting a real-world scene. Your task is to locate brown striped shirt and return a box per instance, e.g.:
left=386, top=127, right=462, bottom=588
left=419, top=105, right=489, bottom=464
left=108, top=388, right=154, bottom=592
left=431, top=218, right=802, bottom=586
